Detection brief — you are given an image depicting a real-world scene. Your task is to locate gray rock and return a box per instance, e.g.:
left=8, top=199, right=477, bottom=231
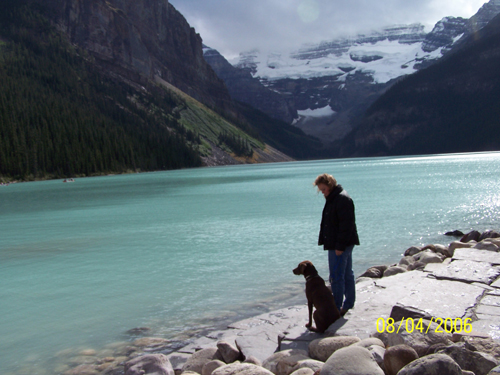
left=389, top=303, right=433, bottom=322
left=475, top=241, right=500, bottom=252
left=217, top=341, right=242, bottom=363
left=243, top=356, right=262, bottom=366
left=407, top=261, right=426, bottom=271
left=290, top=368, right=314, bottom=375
left=212, top=363, right=274, bottom=375
left=374, top=319, right=453, bottom=357
left=397, top=353, right=463, bottom=375
left=449, top=240, right=476, bottom=254
left=124, top=354, right=174, bottom=375
left=404, top=246, right=423, bottom=257
left=360, top=267, right=384, bottom=278
left=439, top=342, right=499, bottom=375
left=366, top=345, right=386, bottom=371
left=262, top=349, right=310, bottom=375
left=413, top=250, right=444, bottom=265
left=480, top=230, right=500, bottom=241
left=488, top=365, right=500, bottom=374
left=202, top=360, right=226, bottom=375
left=399, top=256, right=415, bottom=267
left=308, top=336, right=360, bottom=362
left=383, top=345, right=418, bottom=375
left=463, top=336, right=500, bottom=360
left=383, top=266, right=407, bottom=277
left=182, top=348, right=221, bottom=375
left=353, top=338, right=385, bottom=348
left=320, top=345, right=384, bottom=375
left=290, top=359, right=324, bottom=374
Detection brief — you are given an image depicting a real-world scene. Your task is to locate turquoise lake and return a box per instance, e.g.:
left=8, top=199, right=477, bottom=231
left=1, top=152, right=500, bottom=374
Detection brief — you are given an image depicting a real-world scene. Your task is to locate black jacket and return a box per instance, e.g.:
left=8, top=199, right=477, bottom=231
left=318, top=185, right=360, bottom=252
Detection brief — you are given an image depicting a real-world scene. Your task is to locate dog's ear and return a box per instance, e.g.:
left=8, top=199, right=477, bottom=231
left=302, top=261, right=317, bottom=276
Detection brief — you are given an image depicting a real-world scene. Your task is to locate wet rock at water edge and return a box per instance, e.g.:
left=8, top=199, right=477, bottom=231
left=126, top=327, right=152, bottom=336
left=445, top=230, right=465, bottom=237
left=124, top=354, right=174, bottom=375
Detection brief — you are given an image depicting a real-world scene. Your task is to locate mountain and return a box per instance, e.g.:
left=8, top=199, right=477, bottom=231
left=0, top=0, right=326, bottom=181
left=337, top=12, right=500, bottom=157
left=203, top=46, right=297, bottom=124
left=221, top=0, right=500, bottom=148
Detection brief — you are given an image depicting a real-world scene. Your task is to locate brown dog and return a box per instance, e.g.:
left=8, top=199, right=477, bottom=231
left=293, top=260, right=340, bottom=333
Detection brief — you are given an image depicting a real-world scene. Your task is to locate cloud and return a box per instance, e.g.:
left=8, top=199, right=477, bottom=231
left=169, top=0, right=487, bottom=59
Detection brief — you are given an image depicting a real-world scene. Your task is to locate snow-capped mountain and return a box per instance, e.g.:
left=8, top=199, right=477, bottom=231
left=218, top=0, right=500, bottom=144
left=232, top=23, right=457, bottom=87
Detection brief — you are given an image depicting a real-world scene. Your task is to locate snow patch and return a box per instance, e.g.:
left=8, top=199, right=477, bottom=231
left=297, top=106, right=336, bottom=118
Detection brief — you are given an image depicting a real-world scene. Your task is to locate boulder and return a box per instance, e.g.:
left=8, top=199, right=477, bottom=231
left=389, top=303, right=432, bottom=322
left=383, top=345, right=418, bottom=375
left=445, top=230, right=465, bottom=237
left=124, top=354, right=174, bottom=375
left=366, top=345, right=386, bottom=371
left=407, top=261, right=426, bottom=271
left=353, top=338, right=385, bottom=349
left=212, top=363, right=274, bottom=375
left=290, top=369, right=314, bottom=375
left=412, top=250, right=443, bottom=265
left=463, top=336, right=500, bottom=360
left=374, top=319, right=453, bottom=357
left=309, top=336, right=360, bottom=362
left=439, top=342, right=499, bottom=375
left=290, top=359, right=324, bottom=374
left=489, top=365, right=500, bottom=374
left=397, top=353, right=462, bottom=375
left=461, top=230, right=481, bottom=243
left=474, top=241, right=500, bottom=252
left=182, top=348, right=221, bottom=375
left=399, top=256, right=415, bottom=267
left=449, top=241, right=475, bottom=254
left=360, top=266, right=385, bottom=278
left=202, top=360, right=226, bottom=375
left=404, top=246, right=423, bottom=256
left=479, top=230, right=500, bottom=241
left=217, top=341, right=242, bottom=363
left=383, top=266, right=407, bottom=277
left=243, top=356, right=262, bottom=366
left=262, top=349, right=310, bottom=375
left=433, top=244, right=453, bottom=258
left=320, top=345, right=384, bottom=375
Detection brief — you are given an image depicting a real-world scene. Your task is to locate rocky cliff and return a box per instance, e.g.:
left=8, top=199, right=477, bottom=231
left=43, top=0, right=234, bottom=114
left=203, top=46, right=297, bottom=124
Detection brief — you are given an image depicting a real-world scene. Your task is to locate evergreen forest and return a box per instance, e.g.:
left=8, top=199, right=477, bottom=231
left=0, top=4, right=203, bottom=181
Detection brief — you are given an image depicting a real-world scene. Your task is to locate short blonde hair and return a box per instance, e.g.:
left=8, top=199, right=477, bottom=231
left=314, top=173, right=337, bottom=190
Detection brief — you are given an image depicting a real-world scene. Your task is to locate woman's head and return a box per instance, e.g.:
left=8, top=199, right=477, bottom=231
left=314, top=173, right=337, bottom=197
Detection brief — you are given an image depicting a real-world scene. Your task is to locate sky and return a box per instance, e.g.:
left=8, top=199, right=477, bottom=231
left=168, top=0, right=488, bottom=59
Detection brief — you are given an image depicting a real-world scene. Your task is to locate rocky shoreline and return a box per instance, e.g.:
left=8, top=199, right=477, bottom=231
left=54, top=230, right=500, bottom=375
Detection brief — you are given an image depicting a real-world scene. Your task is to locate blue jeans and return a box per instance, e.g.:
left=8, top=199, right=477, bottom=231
left=328, top=245, right=355, bottom=311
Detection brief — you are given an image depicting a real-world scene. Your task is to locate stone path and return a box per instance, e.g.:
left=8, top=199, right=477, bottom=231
left=166, top=245, right=500, bottom=371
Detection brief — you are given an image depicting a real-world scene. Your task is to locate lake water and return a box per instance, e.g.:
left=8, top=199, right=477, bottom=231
left=1, top=152, right=500, bottom=374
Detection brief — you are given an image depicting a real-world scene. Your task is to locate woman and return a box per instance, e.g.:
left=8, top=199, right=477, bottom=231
left=314, top=173, right=359, bottom=316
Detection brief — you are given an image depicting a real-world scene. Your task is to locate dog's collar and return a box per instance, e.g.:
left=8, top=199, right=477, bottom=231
left=305, top=274, right=320, bottom=281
